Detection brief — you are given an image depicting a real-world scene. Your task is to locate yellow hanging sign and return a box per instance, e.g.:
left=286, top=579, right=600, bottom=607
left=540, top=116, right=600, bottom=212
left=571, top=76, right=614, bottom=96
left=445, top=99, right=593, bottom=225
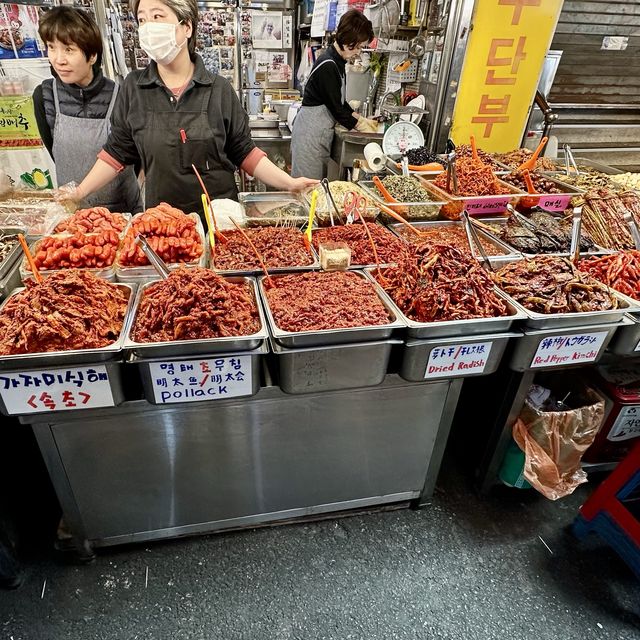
left=450, top=0, right=563, bottom=153
left=0, top=95, right=42, bottom=150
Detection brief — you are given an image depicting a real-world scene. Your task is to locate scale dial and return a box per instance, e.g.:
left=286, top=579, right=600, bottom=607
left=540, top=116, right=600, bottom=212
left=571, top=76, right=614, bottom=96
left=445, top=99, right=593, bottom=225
left=382, top=121, right=425, bottom=156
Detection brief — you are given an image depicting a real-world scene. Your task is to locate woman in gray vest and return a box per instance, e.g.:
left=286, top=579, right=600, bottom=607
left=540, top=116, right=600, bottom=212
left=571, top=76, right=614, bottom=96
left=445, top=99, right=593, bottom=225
left=33, top=7, right=142, bottom=213
left=291, top=10, right=378, bottom=180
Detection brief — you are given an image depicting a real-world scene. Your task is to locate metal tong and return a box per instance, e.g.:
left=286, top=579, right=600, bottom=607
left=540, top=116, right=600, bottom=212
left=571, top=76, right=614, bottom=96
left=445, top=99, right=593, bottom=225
left=400, top=156, right=410, bottom=177
left=569, top=206, right=583, bottom=264
left=624, top=211, right=640, bottom=250
left=462, top=211, right=493, bottom=272
left=563, top=144, right=579, bottom=176
left=321, top=178, right=342, bottom=226
left=135, top=233, right=170, bottom=279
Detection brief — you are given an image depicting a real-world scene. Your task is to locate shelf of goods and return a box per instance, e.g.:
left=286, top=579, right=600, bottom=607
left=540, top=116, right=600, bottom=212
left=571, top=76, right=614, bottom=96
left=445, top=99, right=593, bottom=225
left=6, top=163, right=640, bottom=554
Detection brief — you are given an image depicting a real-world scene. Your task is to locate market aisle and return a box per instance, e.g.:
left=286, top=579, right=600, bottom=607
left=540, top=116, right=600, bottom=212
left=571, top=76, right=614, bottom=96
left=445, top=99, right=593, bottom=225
left=1, top=464, right=639, bottom=640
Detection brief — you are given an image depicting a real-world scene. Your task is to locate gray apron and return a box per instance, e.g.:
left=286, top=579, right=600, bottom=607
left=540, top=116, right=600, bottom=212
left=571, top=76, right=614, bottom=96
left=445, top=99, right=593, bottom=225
left=291, top=59, right=346, bottom=179
left=52, top=80, right=141, bottom=213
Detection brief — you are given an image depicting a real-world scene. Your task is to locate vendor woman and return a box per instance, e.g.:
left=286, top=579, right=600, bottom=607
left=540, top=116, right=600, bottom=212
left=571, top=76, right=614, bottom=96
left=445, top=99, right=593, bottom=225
left=291, top=9, right=377, bottom=180
left=68, top=0, right=316, bottom=213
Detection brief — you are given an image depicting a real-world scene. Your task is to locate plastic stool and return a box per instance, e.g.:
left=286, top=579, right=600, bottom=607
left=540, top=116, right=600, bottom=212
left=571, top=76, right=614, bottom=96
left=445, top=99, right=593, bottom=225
left=573, top=440, right=640, bottom=580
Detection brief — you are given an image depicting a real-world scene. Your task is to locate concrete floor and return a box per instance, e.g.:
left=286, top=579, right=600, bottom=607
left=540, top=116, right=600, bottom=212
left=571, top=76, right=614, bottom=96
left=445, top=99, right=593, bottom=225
left=1, top=460, right=639, bottom=640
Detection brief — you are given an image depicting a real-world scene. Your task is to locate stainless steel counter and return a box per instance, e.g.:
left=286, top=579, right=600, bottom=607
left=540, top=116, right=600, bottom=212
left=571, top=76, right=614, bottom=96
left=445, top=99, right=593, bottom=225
left=29, top=375, right=461, bottom=555
left=329, top=129, right=384, bottom=180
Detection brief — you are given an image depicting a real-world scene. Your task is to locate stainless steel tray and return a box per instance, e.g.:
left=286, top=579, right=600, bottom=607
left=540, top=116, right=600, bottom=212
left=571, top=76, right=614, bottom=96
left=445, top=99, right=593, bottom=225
left=492, top=258, right=638, bottom=329
left=509, top=322, right=622, bottom=372
left=364, top=269, right=527, bottom=338
left=357, top=179, right=445, bottom=221
left=544, top=157, right=624, bottom=176
left=132, top=341, right=268, bottom=404
left=0, top=283, right=135, bottom=369
left=259, top=271, right=406, bottom=348
left=387, top=220, right=519, bottom=261
left=400, top=332, right=518, bottom=382
left=123, top=277, right=269, bottom=358
left=608, top=315, right=640, bottom=356
left=0, top=257, right=21, bottom=300
left=269, top=336, right=399, bottom=394
left=0, top=227, right=24, bottom=280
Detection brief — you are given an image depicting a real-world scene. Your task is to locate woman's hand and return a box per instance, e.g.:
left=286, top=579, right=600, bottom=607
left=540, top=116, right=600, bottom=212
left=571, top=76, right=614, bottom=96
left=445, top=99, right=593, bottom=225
left=54, top=182, right=83, bottom=204
left=287, top=176, right=319, bottom=192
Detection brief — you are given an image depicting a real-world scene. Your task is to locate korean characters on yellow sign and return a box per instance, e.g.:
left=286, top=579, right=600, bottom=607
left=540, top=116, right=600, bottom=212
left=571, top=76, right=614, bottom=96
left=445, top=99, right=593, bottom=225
left=450, top=0, right=563, bottom=153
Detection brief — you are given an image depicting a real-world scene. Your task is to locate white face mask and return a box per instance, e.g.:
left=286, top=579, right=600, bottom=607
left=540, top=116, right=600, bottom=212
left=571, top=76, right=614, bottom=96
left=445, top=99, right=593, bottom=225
left=138, top=22, right=186, bottom=65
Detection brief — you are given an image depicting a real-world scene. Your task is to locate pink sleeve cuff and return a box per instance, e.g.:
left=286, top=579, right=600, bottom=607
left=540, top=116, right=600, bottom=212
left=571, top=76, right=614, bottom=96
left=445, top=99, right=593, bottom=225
left=240, top=147, right=267, bottom=175
left=98, top=149, right=125, bottom=173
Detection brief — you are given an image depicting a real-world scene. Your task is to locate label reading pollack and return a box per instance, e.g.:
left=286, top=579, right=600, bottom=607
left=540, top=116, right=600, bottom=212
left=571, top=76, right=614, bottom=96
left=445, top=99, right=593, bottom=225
left=425, top=341, right=493, bottom=379
left=149, top=356, right=253, bottom=404
left=530, top=331, right=608, bottom=368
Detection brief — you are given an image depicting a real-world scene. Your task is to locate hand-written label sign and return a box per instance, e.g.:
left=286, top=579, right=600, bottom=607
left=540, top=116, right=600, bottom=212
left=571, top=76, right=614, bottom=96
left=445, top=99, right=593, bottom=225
left=537, top=194, right=572, bottom=212
left=531, top=332, right=608, bottom=368
left=464, top=196, right=511, bottom=216
left=425, top=341, right=493, bottom=379
left=149, top=356, right=253, bottom=404
left=0, top=365, right=114, bottom=415
left=608, top=405, right=640, bottom=442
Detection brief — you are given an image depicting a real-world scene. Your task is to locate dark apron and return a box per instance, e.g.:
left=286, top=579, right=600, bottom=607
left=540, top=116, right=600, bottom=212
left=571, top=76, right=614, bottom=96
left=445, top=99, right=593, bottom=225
left=137, top=83, right=238, bottom=214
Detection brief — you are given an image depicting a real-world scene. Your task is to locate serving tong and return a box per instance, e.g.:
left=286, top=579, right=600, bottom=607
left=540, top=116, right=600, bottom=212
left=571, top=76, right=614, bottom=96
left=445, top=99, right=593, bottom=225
left=563, top=144, right=580, bottom=176
left=135, top=233, right=170, bottom=279
left=624, top=211, right=640, bottom=250
left=463, top=212, right=493, bottom=272
left=320, top=178, right=343, bottom=226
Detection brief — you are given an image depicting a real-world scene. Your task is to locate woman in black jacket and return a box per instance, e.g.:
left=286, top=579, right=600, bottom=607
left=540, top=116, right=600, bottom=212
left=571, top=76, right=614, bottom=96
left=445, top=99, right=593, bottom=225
left=33, top=7, right=141, bottom=213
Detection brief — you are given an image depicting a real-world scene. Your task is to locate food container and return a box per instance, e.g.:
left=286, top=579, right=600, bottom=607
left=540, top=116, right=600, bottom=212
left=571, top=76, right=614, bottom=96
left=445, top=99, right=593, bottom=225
left=0, top=200, right=68, bottom=236
left=0, top=259, right=21, bottom=300
left=491, top=258, right=637, bottom=329
left=364, top=268, right=527, bottom=338
left=239, top=192, right=308, bottom=227
left=269, top=336, right=399, bottom=394
left=0, top=361, right=126, bottom=417
left=400, top=332, right=518, bottom=382
left=543, top=157, right=624, bottom=177
left=116, top=213, right=207, bottom=284
left=122, top=277, right=269, bottom=358
left=387, top=220, right=518, bottom=261
left=509, top=321, right=621, bottom=372
left=0, top=227, right=25, bottom=278
left=500, top=174, right=583, bottom=212
left=608, top=314, right=640, bottom=355
left=0, top=283, right=135, bottom=370
left=358, top=179, right=445, bottom=221
left=421, top=174, right=525, bottom=218
left=132, top=341, right=267, bottom=405
left=259, top=271, right=406, bottom=348
left=20, top=236, right=118, bottom=284
left=302, top=183, right=379, bottom=226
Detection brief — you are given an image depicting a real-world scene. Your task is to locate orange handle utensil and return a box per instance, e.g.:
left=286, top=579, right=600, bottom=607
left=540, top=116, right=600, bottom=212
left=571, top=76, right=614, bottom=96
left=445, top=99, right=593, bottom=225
left=395, top=161, right=444, bottom=172
left=516, top=136, right=549, bottom=173
left=520, top=169, right=540, bottom=208
left=372, top=175, right=409, bottom=216
left=470, top=135, right=479, bottom=162
left=376, top=201, right=423, bottom=237
left=18, top=233, right=42, bottom=283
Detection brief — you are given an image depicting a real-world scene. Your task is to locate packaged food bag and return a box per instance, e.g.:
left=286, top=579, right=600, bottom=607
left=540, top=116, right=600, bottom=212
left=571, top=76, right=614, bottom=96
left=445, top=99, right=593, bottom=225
left=512, top=384, right=605, bottom=500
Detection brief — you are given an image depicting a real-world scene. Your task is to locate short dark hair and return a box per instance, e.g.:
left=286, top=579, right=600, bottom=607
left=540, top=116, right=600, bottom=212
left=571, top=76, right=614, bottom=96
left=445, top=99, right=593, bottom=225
left=133, top=0, right=199, bottom=58
left=38, top=7, right=103, bottom=66
left=335, top=9, right=374, bottom=48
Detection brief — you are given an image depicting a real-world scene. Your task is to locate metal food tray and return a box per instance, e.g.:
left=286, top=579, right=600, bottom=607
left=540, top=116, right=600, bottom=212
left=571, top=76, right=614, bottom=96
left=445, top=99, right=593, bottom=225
left=116, top=213, right=207, bottom=284
left=0, top=283, right=135, bottom=370
left=258, top=271, right=406, bottom=348
left=301, top=185, right=379, bottom=225
left=357, top=179, right=445, bottom=221
left=20, top=237, right=117, bottom=283
left=239, top=191, right=309, bottom=227
left=132, top=341, right=268, bottom=405
left=0, top=227, right=24, bottom=280
left=269, top=336, right=400, bottom=395
left=364, top=269, right=527, bottom=338
left=491, top=258, right=638, bottom=329
left=419, top=175, right=525, bottom=217
left=400, top=332, right=519, bottom=382
left=480, top=218, right=610, bottom=259
left=543, top=157, right=624, bottom=176
left=387, top=220, right=519, bottom=261
left=0, top=259, right=21, bottom=300
left=122, top=276, right=269, bottom=358
left=607, top=315, right=640, bottom=356
left=500, top=173, right=584, bottom=201
left=210, top=238, right=320, bottom=276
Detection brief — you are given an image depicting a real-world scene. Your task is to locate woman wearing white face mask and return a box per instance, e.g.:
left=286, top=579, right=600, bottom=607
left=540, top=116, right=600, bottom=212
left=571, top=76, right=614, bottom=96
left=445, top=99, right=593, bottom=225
left=68, top=0, right=316, bottom=214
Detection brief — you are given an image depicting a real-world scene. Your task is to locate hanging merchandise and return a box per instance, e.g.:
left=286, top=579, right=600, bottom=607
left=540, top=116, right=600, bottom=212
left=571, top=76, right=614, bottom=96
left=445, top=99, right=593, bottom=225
left=0, top=3, right=45, bottom=60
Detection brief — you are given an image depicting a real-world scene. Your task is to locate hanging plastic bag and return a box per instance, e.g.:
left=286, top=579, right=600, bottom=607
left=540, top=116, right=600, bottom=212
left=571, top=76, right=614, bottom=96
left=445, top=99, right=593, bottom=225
left=512, top=383, right=605, bottom=500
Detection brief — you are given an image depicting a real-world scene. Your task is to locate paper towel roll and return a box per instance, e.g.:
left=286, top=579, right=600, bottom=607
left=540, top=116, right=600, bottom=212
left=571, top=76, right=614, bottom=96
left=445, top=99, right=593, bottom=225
left=364, top=142, right=385, bottom=171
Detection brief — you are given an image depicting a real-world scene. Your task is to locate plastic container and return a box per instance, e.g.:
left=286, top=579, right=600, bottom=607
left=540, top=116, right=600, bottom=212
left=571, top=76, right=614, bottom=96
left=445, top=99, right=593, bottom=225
left=238, top=192, right=308, bottom=227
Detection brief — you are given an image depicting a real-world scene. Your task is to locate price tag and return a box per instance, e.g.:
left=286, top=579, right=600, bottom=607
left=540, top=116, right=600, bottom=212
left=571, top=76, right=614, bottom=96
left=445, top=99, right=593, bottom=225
left=608, top=406, right=640, bottom=442
left=530, top=332, right=608, bottom=368
left=537, top=194, right=572, bottom=212
left=425, top=341, right=493, bottom=379
left=148, top=356, right=253, bottom=404
left=0, top=365, right=114, bottom=415
left=464, top=196, right=511, bottom=216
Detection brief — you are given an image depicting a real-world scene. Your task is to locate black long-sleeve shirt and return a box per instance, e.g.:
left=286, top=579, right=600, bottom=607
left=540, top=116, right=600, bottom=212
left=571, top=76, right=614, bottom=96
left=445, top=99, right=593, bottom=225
left=302, top=44, right=357, bottom=130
